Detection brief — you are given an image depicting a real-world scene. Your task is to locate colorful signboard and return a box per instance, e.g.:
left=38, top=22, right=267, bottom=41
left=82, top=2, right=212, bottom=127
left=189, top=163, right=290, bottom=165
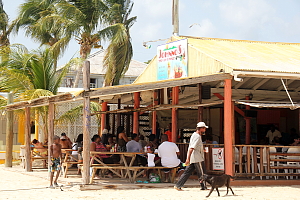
left=212, top=148, right=224, bottom=171
left=157, top=39, right=188, bottom=80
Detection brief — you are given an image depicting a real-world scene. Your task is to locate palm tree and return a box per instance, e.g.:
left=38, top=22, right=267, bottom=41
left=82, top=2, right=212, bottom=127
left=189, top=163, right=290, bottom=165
left=14, top=0, right=72, bottom=70
left=0, top=44, right=70, bottom=139
left=99, top=0, right=136, bottom=86
left=0, top=0, right=14, bottom=61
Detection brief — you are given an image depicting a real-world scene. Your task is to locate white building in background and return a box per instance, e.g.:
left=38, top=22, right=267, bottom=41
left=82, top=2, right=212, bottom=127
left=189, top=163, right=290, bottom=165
left=61, top=50, right=147, bottom=89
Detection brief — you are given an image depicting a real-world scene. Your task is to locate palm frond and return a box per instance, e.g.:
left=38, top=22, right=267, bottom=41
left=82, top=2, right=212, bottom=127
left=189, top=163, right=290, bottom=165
left=55, top=101, right=101, bottom=125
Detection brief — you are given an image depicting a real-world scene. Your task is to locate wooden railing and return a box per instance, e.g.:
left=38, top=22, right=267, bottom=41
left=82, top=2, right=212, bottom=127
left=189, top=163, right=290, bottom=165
left=234, top=145, right=300, bottom=178
left=177, top=143, right=300, bottom=179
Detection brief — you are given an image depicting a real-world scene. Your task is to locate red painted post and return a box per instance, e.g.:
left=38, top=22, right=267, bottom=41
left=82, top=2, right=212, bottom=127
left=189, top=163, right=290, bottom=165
left=245, top=96, right=251, bottom=144
left=133, top=92, right=140, bottom=134
left=224, top=79, right=234, bottom=176
left=101, top=102, right=108, bottom=135
left=172, top=86, right=179, bottom=143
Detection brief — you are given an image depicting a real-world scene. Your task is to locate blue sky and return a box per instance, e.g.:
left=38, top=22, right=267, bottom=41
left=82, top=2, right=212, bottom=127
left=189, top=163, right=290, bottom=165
left=3, top=0, right=300, bottom=66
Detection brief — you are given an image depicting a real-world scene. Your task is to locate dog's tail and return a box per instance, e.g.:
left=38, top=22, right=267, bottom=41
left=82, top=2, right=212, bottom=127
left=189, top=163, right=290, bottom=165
left=229, top=175, right=236, bottom=180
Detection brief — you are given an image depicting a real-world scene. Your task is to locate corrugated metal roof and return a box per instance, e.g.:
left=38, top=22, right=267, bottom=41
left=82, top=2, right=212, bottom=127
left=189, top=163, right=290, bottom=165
left=185, top=36, right=300, bottom=74
left=135, top=36, right=300, bottom=84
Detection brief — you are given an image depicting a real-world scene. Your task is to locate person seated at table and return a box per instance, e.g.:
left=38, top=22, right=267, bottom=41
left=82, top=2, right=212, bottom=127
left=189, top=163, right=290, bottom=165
left=273, top=136, right=283, bottom=152
left=139, top=135, right=147, bottom=149
left=158, top=134, right=185, bottom=182
left=266, top=125, right=281, bottom=145
left=107, top=135, right=116, bottom=147
left=143, top=147, right=156, bottom=178
left=126, top=134, right=147, bottom=166
left=31, top=139, right=48, bottom=157
left=101, top=125, right=110, bottom=145
left=117, top=126, right=129, bottom=152
left=72, top=134, right=83, bottom=162
left=203, top=135, right=218, bottom=147
left=90, top=134, right=114, bottom=178
left=60, top=133, right=72, bottom=149
left=290, top=136, right=300, bottom=146
left=147, top=134, right=159, bottom=149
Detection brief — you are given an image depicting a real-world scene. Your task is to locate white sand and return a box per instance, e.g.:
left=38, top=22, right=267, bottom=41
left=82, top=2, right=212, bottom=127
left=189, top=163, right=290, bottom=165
left=0, top=165, right=299, bottom=200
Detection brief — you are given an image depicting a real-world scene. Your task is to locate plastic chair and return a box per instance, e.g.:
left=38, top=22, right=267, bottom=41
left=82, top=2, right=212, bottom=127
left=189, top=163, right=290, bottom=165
left=257, top=147, right=277, bottom=180
left=284, top=147, right=300, bottom=179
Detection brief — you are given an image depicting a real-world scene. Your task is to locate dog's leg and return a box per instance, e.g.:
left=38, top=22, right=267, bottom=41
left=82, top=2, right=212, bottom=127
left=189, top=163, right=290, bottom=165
left=216, top=187, right=220, bottom=196
left=206, top=187, right=214, bottom=198
left=229, top=186, right=235, bottom=195
left=226, top=186, right=229, bottom=195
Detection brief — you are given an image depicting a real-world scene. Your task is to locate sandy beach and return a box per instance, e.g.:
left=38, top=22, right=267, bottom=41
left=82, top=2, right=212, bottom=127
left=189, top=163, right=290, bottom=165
left=0, top=164, right=300, bottom=200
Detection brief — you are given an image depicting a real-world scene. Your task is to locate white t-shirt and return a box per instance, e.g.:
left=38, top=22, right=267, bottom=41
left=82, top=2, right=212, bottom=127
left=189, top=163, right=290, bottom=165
left=188, top=132, right=204, bottom=163
left=158, top=141, right=180, bottom=167
left=147, top=153, right=155, bottom=167
left=266, top=129, right=282, bottom=144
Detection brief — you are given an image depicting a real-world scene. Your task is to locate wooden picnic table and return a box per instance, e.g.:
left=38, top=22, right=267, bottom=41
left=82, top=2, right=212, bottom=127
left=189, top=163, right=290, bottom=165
left=89, top=151, right=143, bottom=183
left=61, top=149, right=81, bottom=177
left=89, top=151, right=176, bottom=183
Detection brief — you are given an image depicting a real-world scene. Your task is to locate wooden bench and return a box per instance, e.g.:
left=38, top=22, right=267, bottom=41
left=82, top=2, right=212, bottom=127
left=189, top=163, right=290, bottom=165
left=89, top=166, right=179, bottom=183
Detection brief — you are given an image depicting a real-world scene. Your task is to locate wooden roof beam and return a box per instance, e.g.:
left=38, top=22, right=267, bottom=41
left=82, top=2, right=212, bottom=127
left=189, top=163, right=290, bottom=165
left=276, top=80, right=295, bottom=91
left=252, top=78, right=270, bottom=90
left=234, top=77, right=251, bottom=89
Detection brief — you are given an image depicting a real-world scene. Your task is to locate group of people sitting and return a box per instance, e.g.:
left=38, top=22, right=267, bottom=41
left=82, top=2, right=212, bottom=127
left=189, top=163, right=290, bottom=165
left=31, top=132, right=82, bottom=160
left=89, top=125, right=186, bottom=182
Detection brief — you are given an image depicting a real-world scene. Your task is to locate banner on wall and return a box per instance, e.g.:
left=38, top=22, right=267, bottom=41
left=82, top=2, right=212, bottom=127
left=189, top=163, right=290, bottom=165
left=157, top=39, right=188, bottom=81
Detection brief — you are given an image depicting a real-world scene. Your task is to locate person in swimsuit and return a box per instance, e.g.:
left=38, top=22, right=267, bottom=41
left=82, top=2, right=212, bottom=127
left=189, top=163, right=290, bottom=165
left=31, top=139, right=47, bottom=157
left=49, top=135, right=62, bottom=188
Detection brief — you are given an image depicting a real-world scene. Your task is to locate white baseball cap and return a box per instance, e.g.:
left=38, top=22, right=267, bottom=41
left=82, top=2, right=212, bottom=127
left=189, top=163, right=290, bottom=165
left=197, top=122, right=208, bottom=128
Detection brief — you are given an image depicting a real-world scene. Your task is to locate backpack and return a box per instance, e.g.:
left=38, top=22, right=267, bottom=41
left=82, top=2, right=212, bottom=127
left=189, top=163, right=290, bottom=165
left=149, top=173, right=161, bottom=183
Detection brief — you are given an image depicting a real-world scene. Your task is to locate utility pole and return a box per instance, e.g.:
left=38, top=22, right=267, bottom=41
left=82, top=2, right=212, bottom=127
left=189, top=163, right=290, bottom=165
left=172, top=0, right=179, bottom=36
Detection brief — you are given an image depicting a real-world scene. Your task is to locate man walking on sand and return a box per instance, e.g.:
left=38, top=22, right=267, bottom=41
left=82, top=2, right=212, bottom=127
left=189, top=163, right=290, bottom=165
left=174, top=122, right=208, bottom=191
left=49, top=135, right=62, bottom=188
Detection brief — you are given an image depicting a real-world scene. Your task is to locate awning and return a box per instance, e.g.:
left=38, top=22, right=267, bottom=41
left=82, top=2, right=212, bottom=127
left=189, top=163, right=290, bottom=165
left=236, top=100, right=300, bottom=110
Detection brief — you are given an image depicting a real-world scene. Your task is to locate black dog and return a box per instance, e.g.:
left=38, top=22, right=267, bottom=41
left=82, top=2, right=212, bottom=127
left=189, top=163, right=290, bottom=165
left=201, top=174, right=235, bottom=197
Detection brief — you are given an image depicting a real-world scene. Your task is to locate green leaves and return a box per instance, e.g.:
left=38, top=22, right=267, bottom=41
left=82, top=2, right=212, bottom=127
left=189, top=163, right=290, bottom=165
left=0, top=44, right=69, bottom=97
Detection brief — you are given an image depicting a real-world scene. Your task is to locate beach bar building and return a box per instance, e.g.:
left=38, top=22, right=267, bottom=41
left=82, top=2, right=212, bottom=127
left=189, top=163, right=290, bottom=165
left=5, top=35, right=300, bottom=185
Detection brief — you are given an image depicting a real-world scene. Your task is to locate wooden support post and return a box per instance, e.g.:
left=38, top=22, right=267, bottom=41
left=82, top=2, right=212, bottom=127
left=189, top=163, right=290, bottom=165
left=224, top=79, right=234, bottom=176
left=24, top=106, right=32, bottom=172
left=133, top=92, right=140, bottom=134
left=117, top=98, right=121, bottom=127
left=172, top=86, right=179, bottom=143
left=5, top=93, right=13, bottom=167
left=245, top=96, right=251, bottom=145
left=198, top=83, right=203, bottom=122
left=48, top=103, right=54, bottom=170
left=101, top=102, right=108, bottom=135
left=34, top=111, right=39, bottom=140
left=82, top=61, right=91, bottom=185
left=152, top=90, right=158, bottom=135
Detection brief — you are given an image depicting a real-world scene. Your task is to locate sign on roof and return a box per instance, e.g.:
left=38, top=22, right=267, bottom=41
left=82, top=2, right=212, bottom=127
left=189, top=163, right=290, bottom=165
left=157, top=39, right=188, bottom=81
